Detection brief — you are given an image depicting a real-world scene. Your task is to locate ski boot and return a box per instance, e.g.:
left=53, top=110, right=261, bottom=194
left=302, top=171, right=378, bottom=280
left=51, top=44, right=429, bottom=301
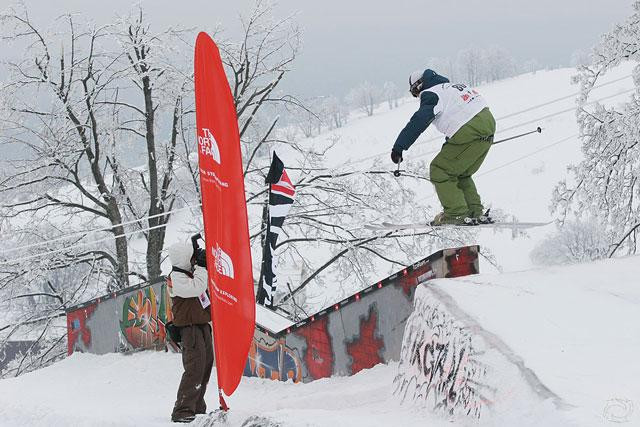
left=171, top=414, right=196, bottom=423
left=430, top=212, right=476, bottom=226
left=474, top=209, right=495, bottom=225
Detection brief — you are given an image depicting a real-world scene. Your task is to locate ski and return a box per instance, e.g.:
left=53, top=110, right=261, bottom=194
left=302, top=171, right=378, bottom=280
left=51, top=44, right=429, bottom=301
left=365, top=220, right=552, bottom=231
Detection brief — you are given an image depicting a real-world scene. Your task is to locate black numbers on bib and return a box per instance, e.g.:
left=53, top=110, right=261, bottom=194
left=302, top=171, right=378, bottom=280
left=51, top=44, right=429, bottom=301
left=451, top=84, right=467, bottom=91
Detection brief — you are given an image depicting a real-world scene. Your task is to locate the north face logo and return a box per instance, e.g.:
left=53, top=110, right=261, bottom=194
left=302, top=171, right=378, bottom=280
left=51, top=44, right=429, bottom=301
left=213, top=245, right=234, bottom=279
left=198, top=128, right=221, bottom=164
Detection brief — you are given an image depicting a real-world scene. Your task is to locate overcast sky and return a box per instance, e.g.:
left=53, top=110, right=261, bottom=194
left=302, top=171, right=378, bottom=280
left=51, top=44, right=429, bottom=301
left=14, top=0, right=634, bottom=98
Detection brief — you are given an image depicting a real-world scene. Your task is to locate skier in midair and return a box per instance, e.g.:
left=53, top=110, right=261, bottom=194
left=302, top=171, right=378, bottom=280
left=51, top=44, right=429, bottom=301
left=391, top=69, right=496, bottom=225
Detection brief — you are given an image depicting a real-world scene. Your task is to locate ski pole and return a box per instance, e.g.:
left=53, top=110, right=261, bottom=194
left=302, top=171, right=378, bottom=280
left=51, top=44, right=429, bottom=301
left=393, top=162, right=401, bottom=177
left=492, top=127, right=542, bottom=145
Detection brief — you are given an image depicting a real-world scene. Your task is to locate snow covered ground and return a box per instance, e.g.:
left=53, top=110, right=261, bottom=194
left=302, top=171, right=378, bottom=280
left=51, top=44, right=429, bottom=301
left=1, top=254, right=637, bottom=426
left=0, top=352, right=429, bottom=427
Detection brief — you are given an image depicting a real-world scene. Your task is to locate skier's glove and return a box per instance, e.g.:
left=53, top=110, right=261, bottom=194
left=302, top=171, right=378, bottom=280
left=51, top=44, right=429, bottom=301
left=391, top=149, right=403, bottom=164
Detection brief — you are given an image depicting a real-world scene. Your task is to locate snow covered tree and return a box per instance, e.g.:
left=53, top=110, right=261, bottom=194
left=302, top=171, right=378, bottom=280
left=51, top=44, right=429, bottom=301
left=522, top=59, right=541, bottom=75
left=347, top=81, right=381, bottom=116
left=552, top=1, right=640, bottom=257
left=530, top=220, right=611, bottom=265
left=457, top=48, right=484, bottom=86
left=320, top=95, right=349, bottom=129
left=0, top=7, right=196, bottom=289
left=484, top=46, right=515, bottom=82
left=427, top=47, right=523, bottom=85
left=0, top=4, right=199, bottom=376
left=217, top=1, right=302, bottom=175
left=291, top=98, right=321, bottom=137
left=0, top=0, right=301, bottom=377
left=383, top=81, right=399, bottom=110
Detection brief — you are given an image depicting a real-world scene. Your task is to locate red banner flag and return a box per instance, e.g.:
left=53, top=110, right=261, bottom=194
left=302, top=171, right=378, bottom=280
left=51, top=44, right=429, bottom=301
left=194, top=32, right=255, bottom=405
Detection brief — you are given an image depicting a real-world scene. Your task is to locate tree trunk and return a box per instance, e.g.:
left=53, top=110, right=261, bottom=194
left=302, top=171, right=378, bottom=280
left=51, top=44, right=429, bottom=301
left=141, top=74, right=165, bottom=281
left=106, top=202, right=130, bottom=289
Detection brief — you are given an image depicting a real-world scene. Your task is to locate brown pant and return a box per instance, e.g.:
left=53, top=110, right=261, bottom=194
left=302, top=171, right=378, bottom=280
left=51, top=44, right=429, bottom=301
left=172, top=323, right=214, bottom=419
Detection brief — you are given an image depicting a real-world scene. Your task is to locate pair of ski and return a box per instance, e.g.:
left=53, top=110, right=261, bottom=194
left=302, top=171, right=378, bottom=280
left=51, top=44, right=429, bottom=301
left=365, top=220, right=551, bottom=231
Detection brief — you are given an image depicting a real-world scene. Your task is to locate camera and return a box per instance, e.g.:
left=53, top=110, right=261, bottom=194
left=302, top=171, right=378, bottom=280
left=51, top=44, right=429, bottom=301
left=191, top=233, right=207, bottom=269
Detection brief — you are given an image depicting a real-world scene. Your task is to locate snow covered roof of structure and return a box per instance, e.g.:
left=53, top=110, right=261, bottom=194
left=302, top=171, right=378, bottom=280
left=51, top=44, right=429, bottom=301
left=254, top=304, right=295, bottom=333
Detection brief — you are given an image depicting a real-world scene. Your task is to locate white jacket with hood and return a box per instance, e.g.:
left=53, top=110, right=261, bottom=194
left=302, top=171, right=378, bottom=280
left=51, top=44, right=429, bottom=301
left=167, top=242, right=208, bottom=298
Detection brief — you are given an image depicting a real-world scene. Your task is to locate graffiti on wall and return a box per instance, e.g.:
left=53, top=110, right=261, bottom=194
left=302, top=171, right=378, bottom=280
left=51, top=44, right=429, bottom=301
left=67, top=303, right=98, bottom=355
left=294, top=316, right=334, bottom=380
left=278, top=246, right=479, bottom=383
left=395, top=263, right=435, bottom=298
left=244, top=336, right=302, bottom=383
left=445, top=247, right=479, bottom=278
left=393, top=294, right=489, bottom=419
left=119, top=283, right=173, bottom=350
left=65, top=246, right=480, bottom=387
left=346, top=305, right=384, bottom=375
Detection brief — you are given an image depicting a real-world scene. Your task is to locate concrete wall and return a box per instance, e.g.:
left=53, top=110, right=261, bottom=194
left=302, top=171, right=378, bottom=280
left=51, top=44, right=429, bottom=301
left=245, top=246, right=480, bottom=383
left=67, top=280, right=173, bottom=355
left=66, top=246, right=480, bottom=384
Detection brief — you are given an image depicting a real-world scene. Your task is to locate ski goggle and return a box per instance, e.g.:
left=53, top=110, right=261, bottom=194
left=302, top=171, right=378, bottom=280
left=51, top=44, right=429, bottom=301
left=409, top=79, right=423, bottom=97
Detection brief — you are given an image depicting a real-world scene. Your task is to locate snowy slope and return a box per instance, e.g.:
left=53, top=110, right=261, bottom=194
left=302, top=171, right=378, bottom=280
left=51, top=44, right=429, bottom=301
left=18, top=65, right=632, bottom=308
left=1, top=255, right=638, bottom=426
left=292, top=65, right=636, bottom=274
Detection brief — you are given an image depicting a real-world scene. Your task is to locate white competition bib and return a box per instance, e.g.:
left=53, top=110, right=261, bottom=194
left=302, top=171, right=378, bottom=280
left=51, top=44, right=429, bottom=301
left=427, top=83, right=488, bottom=137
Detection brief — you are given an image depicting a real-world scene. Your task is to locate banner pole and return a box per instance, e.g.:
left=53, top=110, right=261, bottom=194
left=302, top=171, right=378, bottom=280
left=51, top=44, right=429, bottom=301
left=219, top=389, right=229, bottom=411
left=256, top=185, right=271, bottom=305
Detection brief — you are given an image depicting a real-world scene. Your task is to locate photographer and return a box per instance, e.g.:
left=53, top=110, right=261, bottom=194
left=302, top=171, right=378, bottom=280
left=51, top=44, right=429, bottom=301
left=167, top=235, right=213, bottom=423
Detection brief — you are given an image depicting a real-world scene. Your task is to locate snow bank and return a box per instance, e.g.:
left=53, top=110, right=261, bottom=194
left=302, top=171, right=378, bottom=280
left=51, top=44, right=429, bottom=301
left=394, top=283, right=565, bottom=423
left=395, top=254, right=640, bottom=426
left=0, top=351, right=453, bottom=427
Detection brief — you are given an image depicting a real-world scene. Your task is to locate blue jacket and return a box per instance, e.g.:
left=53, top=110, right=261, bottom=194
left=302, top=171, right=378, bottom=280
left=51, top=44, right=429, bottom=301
left=393, top=69, right=450, bottom=152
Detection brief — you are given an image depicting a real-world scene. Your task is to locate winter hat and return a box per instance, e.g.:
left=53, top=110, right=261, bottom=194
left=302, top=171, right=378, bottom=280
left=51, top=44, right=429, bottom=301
left=167, top=241, right=194, bottom=270
left=422, top=69, right=449, bottom=89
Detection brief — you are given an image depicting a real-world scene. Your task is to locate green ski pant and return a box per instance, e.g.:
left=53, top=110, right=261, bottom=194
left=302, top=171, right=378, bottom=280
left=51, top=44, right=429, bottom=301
left=429, top=108, right=496, bottom=218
